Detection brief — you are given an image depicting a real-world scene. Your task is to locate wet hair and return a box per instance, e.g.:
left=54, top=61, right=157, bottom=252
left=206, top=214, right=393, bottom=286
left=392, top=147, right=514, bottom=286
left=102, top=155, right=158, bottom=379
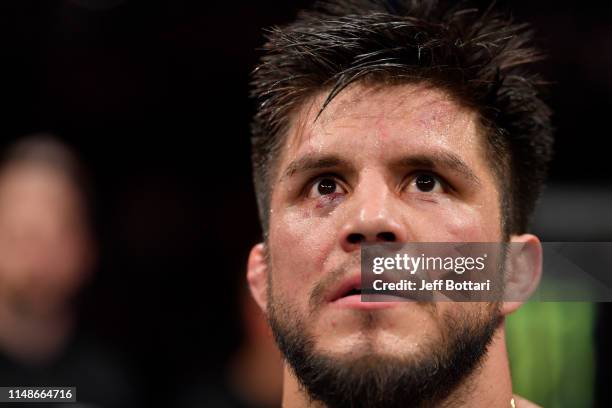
left=250, top=0, right=553, bottom=238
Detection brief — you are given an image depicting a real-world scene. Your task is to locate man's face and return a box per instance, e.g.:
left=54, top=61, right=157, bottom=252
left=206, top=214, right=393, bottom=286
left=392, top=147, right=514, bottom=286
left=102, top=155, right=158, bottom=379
left=0, top=163, right=92, bottom=313
left=252, top=82, right=509, bottom=407
left=265, top=82, right=502, bottom=355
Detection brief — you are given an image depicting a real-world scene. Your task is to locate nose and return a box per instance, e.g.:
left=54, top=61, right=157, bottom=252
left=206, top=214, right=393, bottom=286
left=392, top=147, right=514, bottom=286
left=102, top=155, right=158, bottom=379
left=338, top=180, right=407, bottom=252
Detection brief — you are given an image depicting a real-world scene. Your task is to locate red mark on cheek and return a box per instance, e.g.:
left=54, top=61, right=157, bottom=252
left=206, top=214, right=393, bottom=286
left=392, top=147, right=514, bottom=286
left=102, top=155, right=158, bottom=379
left=315, top=192, right=344, bottom=208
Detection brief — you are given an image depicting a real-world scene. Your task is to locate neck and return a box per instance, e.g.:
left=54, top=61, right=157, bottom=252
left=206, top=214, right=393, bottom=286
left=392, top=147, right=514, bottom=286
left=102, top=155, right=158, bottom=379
left=0, top=299, right=73, bottom=364
left=282, top=324, right=513, bottom=408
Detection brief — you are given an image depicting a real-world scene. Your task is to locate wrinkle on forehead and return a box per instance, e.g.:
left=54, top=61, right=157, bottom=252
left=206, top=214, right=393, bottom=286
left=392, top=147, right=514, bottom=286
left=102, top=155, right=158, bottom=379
left=283, top=82, right=480, bottom=162
left=320, top=82, right=459, bottom=124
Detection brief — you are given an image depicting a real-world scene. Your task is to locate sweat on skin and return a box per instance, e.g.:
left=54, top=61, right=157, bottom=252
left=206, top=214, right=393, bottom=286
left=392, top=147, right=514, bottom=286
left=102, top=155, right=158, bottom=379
left=247, top=82, right=542, bottom=408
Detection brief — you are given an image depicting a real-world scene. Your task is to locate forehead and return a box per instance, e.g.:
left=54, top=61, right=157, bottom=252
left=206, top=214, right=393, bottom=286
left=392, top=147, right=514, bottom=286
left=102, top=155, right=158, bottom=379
left=0, top=163, right=83, bottom=217
left=279, top=82, right=485, bottom=169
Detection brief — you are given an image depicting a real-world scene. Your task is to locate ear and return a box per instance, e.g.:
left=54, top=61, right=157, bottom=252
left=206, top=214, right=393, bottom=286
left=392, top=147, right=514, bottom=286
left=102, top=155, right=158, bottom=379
left=247, top=242, right=269, bottom=313
left=501, top=234, right=543, bottom=316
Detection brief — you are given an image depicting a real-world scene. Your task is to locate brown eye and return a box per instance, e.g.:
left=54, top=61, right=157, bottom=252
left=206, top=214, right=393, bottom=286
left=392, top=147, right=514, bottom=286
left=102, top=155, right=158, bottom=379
left=317, top=178, right=337, bottom=195
left=307, top=177, right=346, bottom=198
left=407, top=173, right=444, bottom=193
left=416, top=174, right=435, bottom=192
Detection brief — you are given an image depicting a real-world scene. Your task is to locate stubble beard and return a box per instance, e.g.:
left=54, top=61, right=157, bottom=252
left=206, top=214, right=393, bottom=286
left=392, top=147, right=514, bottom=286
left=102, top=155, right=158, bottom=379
left=266, top=276, right=502, bottom=408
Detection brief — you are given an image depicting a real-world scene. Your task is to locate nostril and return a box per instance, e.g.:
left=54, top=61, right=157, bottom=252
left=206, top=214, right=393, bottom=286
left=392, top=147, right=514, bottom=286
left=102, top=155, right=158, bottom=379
left=377, top=231, right=396, bottom=242
left=347, top=233, right=365, bottom=244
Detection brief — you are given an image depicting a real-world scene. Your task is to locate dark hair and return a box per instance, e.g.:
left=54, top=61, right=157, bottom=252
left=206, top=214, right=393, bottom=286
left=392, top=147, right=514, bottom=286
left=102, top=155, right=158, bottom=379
left=250, top=0, right=553, bottom=238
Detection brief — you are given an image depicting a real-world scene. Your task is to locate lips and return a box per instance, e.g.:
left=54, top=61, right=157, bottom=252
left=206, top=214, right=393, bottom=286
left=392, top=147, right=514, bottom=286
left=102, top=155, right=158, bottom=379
left=326, top=273, right=406, bottom=310
left=328, top=274, right=362, bottom=303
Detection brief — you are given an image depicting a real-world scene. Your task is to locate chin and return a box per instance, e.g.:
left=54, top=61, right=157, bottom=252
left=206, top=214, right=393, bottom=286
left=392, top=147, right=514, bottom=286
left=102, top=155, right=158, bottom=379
left=313, top=316, right=438, bottom=358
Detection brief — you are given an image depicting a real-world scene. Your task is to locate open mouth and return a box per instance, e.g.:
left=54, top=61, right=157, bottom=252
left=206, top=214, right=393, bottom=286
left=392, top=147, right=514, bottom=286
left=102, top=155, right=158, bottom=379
left=328, top=274, right=411, bottom=307
left=329, top=277, right=405, bottom=309
left=328, top=275, right=363, bottom=303
left=337, top=285, right=399, bottom=299
left=344, top=287, right=361, bottom=297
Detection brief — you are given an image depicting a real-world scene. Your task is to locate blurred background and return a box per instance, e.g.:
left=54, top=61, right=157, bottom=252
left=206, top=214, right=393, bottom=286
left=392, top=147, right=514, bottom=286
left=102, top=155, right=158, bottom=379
left=0, top=0, right=609, bottom=407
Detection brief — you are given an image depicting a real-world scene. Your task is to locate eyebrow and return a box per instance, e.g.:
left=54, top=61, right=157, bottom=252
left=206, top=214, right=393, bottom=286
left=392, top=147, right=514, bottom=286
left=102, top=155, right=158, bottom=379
left=281, top=154, right=351, bottom=181
left=281, top=150, right=481, bottom=186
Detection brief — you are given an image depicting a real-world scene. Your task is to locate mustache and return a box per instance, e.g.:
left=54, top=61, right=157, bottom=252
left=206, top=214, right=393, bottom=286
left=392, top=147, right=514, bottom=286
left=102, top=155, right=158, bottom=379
left=308, top=257, right=360, bottom=316
left=307, top=255, right=439, bottom=318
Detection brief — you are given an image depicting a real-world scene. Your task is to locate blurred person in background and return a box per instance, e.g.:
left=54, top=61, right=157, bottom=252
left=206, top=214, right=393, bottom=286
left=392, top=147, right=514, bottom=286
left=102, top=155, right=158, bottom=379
left=0, top=134, right=136, bottom=407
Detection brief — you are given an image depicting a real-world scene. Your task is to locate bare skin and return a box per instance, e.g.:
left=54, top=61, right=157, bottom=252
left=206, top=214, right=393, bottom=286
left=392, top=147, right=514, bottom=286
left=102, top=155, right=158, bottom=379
left=248, top=83, right=542, bottom=408
left=0, top=163, right=93, bottom=363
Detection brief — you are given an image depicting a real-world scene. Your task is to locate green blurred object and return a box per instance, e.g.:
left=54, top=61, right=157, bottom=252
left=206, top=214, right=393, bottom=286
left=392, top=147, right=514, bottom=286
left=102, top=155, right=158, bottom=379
left=506, top=302, right=596, bottom=408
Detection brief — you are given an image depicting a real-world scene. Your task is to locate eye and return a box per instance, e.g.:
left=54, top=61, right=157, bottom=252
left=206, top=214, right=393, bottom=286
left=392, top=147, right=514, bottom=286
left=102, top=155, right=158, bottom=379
left=307, top=177, right=346, bottom=198
left=406, top=173, right=445, bottom=193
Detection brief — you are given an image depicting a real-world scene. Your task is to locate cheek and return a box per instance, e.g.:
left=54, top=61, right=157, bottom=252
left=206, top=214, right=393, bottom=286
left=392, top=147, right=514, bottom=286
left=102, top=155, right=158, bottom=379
left=405, top=197, right=501, bottom=241
left=268, top=206, right=339, bottom=298
left=443, top=204, right=499, bottom=241
left=435, top=301, right=494, bottom=332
